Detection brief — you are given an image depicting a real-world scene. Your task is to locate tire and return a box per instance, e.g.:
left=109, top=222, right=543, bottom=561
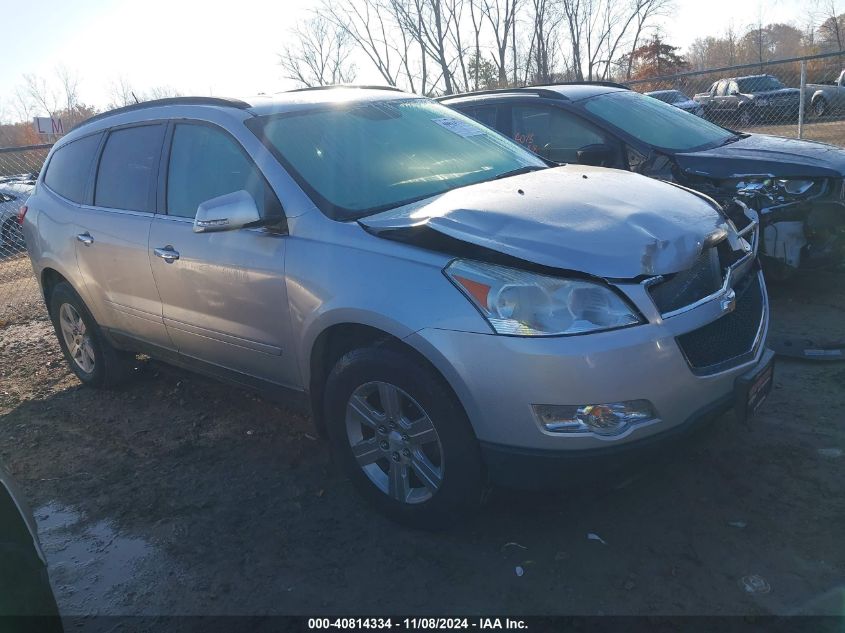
left=323, top=345, right=484, bottom=529
left=48, top=282, right=136, bottom=388
left=737, top=108, right=753, bottom=127
left=813, top=97, right=827, bottom=118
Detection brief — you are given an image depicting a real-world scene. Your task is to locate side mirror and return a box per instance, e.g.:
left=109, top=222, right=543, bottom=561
left=576, top=143, right=614, bottom=167
left=193, top=190, right=261, bottom=233
left=729, top=89, right=739, bottom=96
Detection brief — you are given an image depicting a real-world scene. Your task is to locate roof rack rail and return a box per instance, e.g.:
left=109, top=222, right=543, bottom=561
left=284, top=85, right=405, bottom=93
left=437, top=87, right=566, bottom=101
left=437, top=81, right=630, bottom=101
left=72, top=97, right=252, bottom=131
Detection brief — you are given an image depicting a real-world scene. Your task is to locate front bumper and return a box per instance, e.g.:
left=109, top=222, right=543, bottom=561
left=405, top=270, right=769, bottom=477
left=480, top=392, right=733, bottom=488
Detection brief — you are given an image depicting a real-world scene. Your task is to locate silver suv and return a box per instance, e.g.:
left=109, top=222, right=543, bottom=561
left=22, top=88, right=773, bottom=528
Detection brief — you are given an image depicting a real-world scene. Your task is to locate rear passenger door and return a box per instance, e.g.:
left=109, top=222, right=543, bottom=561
left=74, top=123, right=172, bottom=348
left=148, top=121, right=298, bottom=388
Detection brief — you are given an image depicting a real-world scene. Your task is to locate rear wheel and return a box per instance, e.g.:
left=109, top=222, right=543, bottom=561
left=48, top=282, right=136, bottom=388
left=323, top=346, right=484, bottom=529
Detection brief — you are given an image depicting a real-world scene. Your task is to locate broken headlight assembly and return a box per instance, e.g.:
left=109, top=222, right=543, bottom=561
left=734, top=177, right=824, bottom=201
left=445, top=259, right=643, bottom=336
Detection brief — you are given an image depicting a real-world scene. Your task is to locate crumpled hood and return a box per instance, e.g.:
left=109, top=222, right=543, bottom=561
left=675, top=133, right=845, bottom=179
left=360, top=165, right=726, bottom=279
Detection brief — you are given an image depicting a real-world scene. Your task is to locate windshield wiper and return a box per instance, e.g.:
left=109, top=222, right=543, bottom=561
left=492, top=165, right=546, bottom=180
left=719, top=135, right=744, bottom=147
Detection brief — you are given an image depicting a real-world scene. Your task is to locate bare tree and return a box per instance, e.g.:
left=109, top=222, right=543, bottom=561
left=818, top=0, right=844, bottom=51
left=21, top=74, right=58, bottom=118
left=279, top=16, right=358, bottom=87
left=623, top=0, right=673, bottom=78
left=524, top=0, right=562, bottom=83
left=108, top=76, right=137, bottom=109
left=391, top=0, right=462, bottom=94
left=321, top=0, right=418, bottom=89
left=468, top=0, right=485, bottom=89
left=481, top=0, right=520, bottom=86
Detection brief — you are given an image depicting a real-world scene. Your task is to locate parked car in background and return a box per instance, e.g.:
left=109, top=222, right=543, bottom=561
left=23, top=89, right=772, bottom=528
left=442, top=83, right=845, bottom=276
left=808, top=70, right=845, bottom=117
left=693, top=75, right=800, bottom=126
left=645, top=89, right=703, bottom=116
left=0, top=175, right=35, bottom=257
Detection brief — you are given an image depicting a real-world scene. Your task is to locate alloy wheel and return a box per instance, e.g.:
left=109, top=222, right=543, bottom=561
left=59, top=303, right=95, bottom=373
left=345, top=381, right=444, bottom=504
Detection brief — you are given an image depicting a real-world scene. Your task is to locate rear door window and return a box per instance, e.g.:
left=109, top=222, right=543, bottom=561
left=43, top=133, right=103, bottom=203
left=511, top=105, right=608, bottom=163
left=166, top=123, right=270, bottom=219
left=94, top=125, right=165, bottom=212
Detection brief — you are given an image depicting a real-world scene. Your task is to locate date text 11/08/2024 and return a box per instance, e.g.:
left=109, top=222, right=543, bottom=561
left=307, top=618, right=529, bottom=629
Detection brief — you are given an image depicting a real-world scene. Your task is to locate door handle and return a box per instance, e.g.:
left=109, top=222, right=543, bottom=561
left=76, top=232, right=94, bottom=246
left=154, top=246, right=180, bottom=263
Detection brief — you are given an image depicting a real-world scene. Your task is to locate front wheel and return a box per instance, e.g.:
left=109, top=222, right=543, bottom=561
left=48, top=282, right=136, bottom=388
left=737, top=108, right=753, bottom=127
left=813, top=97, right=828, bottom=118
left=323, top=346, right=484, bottom=529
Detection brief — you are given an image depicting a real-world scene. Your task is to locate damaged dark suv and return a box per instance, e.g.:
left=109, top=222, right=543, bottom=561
left=442, top=84, right=845, bottom=276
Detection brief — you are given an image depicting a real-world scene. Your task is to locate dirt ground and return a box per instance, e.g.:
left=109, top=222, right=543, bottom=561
left=741, top=116, right=845, bottom=147
left=0, top=265, right=843, bottom=620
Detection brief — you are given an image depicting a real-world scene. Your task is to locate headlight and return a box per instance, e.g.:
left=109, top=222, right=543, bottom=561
left=776, top=179, right=815, bottom=196
left=444, top=259, right=642, bottom=336
left=735, top=177, right=823, bottom=199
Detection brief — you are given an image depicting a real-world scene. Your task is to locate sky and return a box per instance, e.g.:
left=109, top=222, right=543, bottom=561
left=0, top=0, right=827, bottom=121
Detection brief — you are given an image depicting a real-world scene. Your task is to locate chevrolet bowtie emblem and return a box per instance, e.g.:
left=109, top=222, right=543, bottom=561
left=720, top=289, right=737, bottom=313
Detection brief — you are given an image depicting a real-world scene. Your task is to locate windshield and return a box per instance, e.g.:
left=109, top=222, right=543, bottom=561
left=737, top=76, right=784, bottom=92
left=582, top=91, right=735, bottom=152
left=248, top=99, right=546, bottom=219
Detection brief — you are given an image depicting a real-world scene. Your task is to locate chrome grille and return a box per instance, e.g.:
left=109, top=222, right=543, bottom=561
left=675, top=271, right=765, bottom=374
left=648, top=247, right=723, bottom=314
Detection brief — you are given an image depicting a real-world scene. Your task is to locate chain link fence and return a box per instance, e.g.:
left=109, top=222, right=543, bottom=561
left=0, top=144, right=50, bottom=322
left=625, top=51, right=845, bottom=147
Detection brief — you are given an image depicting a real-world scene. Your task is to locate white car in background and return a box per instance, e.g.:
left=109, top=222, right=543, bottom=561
left=0, top=175, right=35, bottom=258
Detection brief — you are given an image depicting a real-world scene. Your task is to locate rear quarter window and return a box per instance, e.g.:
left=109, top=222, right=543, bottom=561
left=43, top=133, right=103, bottom=203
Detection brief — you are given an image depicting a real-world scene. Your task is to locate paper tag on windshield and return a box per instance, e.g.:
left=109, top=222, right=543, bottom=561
left=432, top=117, right=485, bottom=137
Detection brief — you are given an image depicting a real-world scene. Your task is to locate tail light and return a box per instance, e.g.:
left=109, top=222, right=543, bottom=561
left=16, top=205, right=28, bottom=225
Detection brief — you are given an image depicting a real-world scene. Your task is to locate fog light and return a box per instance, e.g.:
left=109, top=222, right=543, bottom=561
left=533, top=400, right=656, bottom=437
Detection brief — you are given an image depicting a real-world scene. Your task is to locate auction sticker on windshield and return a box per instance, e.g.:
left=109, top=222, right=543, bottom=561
left=432, top=117, right=486, bottom=137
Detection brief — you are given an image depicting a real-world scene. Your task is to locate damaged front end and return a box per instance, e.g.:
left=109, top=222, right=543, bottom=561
left=679, top=173, right=845, bottom=277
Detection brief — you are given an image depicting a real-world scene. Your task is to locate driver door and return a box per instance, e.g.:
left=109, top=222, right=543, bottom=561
left=149, top=121, right=299, bottom=388
left=509, top=104, right=620, bottom=166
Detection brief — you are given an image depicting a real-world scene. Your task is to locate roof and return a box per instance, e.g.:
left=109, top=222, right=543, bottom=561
left=439, top=82, right=628, bottom=105
left=247, top=86, right=416, bottom=116
left=70, top=86, right=418, bottom=135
